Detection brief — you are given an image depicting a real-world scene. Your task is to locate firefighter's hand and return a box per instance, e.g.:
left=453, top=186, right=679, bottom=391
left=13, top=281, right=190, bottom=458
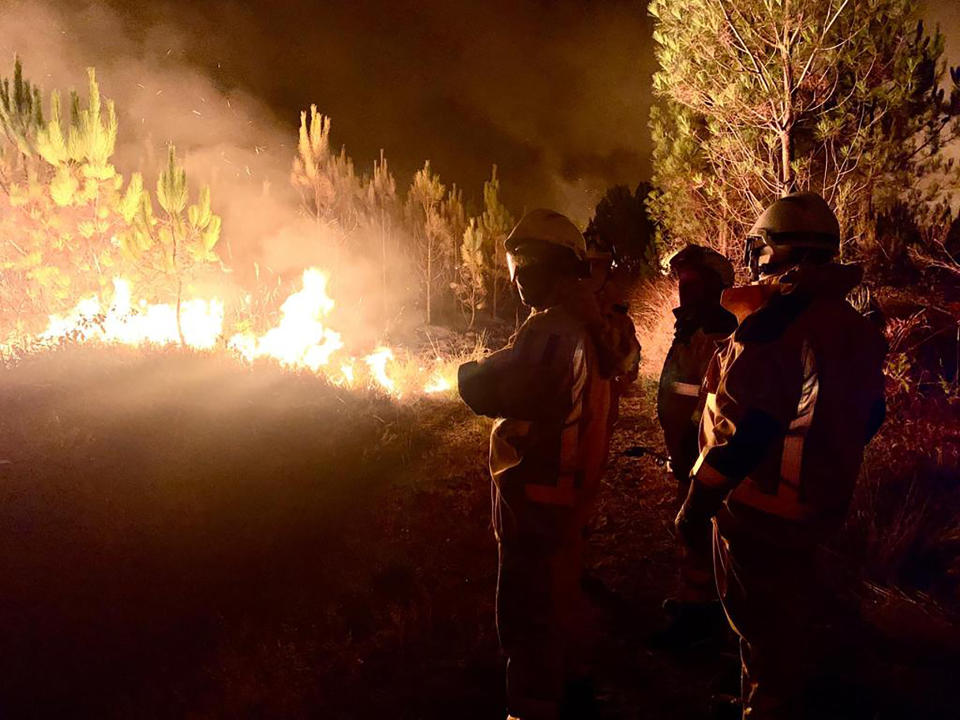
left=675, top=501, right=713, bottom=556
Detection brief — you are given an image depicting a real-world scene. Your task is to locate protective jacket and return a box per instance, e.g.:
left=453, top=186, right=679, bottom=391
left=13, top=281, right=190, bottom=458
left=657, top=303, right=738, bottom=483
left=459, top=293, right=613, bottom=542
left=682, top=263, right=887, bottom=550
left=595, top=281, right=641, bottom=428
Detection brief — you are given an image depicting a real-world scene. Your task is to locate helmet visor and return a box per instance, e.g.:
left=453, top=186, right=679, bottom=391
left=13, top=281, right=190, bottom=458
left=506, top=251, right=524, bottom=282
left=507, top=242, right=589, bottom=282
left=744, top=233, right=769, bottom=279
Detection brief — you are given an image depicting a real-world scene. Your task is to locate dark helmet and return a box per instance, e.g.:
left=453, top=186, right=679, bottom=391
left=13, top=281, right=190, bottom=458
left=745, top=192, right=840, bottom=279
left=666, top=244, right=736, bottom=288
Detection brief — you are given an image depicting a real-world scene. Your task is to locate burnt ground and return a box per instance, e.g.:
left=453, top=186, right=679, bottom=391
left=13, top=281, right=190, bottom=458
left=0, top=349, right=957, bottom=718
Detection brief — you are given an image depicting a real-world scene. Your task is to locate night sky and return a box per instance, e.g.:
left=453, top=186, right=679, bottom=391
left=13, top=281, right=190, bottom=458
left=100, top=0, right=656, bottom=219
left=2, top=0, right=957, bottom=221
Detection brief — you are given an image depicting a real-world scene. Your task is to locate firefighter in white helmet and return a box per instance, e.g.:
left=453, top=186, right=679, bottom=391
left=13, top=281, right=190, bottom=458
left=676, top=192, right=887, bottom=717
left=458, top=209, right=615, bottom=720
left=653, top=244, right=738, bottom=649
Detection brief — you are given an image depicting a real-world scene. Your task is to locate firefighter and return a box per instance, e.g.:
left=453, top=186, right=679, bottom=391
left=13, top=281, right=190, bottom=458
left=675, top=192, right=887, bottom=718
left=585, top=245, right=641, bottom=427
left=458, top=209, right=614, bottom=720
left=654, top=245, right=737, bottom=648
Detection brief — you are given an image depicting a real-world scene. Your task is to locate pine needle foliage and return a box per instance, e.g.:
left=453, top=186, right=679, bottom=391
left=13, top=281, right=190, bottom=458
left=649, top=0, right=960, bottom=260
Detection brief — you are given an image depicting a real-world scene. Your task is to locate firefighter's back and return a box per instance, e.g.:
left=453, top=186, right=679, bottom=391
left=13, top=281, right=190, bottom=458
left=720, top=268, right=887, bottom=548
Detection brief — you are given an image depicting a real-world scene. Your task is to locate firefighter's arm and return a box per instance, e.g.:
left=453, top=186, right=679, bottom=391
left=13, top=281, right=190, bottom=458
left=457, top=320, right=572, bottom=421
left=676, top=341, right=792, bottom=550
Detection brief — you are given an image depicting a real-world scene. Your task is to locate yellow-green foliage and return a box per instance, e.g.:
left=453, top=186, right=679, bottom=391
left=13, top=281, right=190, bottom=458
left=121, top=145, right=222, bottom=288
left=456, top=219, right=487, bottom=326
left=291, top=105, right=364, bottom=230
left=453, top=166, right=512, bottom=325
left=0, top=58, right=43, bottom=159
left=0, top=60, right=223, bottom=332
left=36, top=68, right=118, bottom=182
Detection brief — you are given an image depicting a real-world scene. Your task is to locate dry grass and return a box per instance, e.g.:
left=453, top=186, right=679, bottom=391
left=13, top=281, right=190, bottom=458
left=842, top=397, right=960, bottom=609
left=629, top=276, right=679, bottom=378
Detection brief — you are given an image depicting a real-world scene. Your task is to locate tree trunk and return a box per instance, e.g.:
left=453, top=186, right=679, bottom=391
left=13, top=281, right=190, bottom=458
left=426, top=239, right=432, bottom=325
left=491, top=247, right=500, bottom=319
left=469, top=285, right=476, bottom=329
left=176, top=276, right=185, bottom=347
left=172, top=232, right=185, bottom=347
left=380, top=207, right=387, bottom=326
left=780, top=127, right=795, bottom=195
left=780, top=29, right=796, bottom=196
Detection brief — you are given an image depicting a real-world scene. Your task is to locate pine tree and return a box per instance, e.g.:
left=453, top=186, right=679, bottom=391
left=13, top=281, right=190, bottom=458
left=0, top=61, right=139, bottom=319
left=121, top=145, right=221, bottom=343
left=406, top=161, right=448, bottom=325
left=649, top=0, right=960, bottom=258
left=366, top=149, right=398, bottom=322
left=292, top=105, right=333, bottom=223
left=443, top=181, right=467, bottom=281
left=477, top=166, right=512, bottom=318
left=586, top=183, right=658, bottom=276
left=0, top=56, right=43, bottom=178
left=457, top=218, right=487, bottom=327
left=34, top=68, right=118, bottom=178
left=291, top=105, right=363, bottom=235
left=0, top=61, right=226, bottom=331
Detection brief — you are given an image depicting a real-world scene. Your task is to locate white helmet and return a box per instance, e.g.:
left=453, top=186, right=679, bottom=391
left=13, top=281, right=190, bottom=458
left=505, top=209, right=589, bottom=281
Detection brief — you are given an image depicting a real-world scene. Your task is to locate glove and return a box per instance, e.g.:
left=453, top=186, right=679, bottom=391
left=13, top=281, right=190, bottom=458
left=675, top=481, right=726, bottom=555
left=675, top=502, right=713, bottom=556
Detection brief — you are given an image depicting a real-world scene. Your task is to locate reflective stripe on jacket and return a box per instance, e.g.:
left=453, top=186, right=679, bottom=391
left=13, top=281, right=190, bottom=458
left=657, top=304, right=738, bottom=481
left=458, top=302, right=612, bottom=539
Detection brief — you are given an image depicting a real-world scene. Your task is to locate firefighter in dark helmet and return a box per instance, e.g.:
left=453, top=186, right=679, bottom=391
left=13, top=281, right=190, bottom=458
left=676, top=192, right=887, bottom=718
left=654, top=244, right=738, bottom=648
left=458, top=209, right=617, bottom=720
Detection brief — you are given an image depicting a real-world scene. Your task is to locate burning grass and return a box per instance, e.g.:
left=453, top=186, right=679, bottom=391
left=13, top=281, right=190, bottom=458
left=1, top=266, right=487, bottom=400
left=629, top=275, right=678, bottom=378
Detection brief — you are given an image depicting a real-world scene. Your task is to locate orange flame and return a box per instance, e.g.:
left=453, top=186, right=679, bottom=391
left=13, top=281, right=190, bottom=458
left=39, top=278, right=224, bottom=351
left=8, top=268, right=468, bottom=399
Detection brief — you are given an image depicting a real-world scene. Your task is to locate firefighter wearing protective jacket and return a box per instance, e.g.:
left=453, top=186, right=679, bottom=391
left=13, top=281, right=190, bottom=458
left=676, top=192, right=887, bottom=718
left=458, top=209, right=614, bottom=720
left=654, top=245, right=737, bottom=648
left=586, top=246, right=641, bottom=427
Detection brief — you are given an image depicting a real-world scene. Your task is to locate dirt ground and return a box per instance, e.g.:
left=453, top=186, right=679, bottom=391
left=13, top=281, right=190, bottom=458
left=0, top=350, right=956, bottom=718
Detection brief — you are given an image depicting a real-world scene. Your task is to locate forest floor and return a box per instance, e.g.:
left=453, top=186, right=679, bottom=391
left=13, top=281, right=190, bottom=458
left=0, top=348, right=957, bottom=718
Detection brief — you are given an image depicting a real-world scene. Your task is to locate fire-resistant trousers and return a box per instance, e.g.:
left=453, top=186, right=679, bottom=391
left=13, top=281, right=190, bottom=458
left=712, top=522, right=829, bottom=720
left=675, top=473, right=718, bottom=604
left=496, top=517, right=585, bottom=720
